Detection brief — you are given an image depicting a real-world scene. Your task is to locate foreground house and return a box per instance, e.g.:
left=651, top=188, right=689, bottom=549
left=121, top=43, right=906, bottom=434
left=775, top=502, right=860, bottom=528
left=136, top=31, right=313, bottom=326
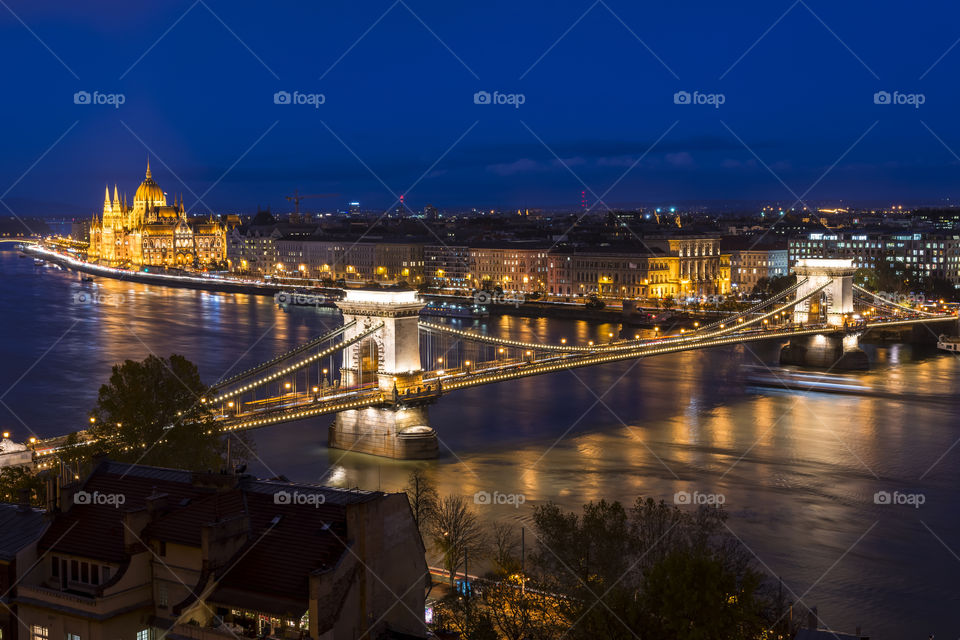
left=0, top=496, right=48, bottom=640
left=16, top=460, right=427, bottom=640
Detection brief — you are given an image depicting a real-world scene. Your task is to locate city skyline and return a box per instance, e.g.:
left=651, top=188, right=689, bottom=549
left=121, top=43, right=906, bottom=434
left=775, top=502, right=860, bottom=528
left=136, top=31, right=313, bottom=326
left=4, top=1, right=960, bottom=216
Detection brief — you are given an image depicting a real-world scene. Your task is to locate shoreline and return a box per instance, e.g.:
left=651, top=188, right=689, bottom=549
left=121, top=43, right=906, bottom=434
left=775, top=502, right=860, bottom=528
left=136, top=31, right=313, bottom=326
left=24, top=245, right=283, bottom=297
left=23, top=245, right=691, bottom=326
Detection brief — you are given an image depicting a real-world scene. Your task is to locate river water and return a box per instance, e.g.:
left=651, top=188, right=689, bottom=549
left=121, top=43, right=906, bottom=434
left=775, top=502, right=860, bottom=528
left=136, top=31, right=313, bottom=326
left=2, top=249, right=958, bottom=637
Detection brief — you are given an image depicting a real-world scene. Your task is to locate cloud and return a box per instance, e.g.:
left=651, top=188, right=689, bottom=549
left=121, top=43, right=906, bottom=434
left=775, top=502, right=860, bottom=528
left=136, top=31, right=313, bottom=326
left=486, top=158, right=542, bottom=176
left=665, top=152, right=694, bottom=167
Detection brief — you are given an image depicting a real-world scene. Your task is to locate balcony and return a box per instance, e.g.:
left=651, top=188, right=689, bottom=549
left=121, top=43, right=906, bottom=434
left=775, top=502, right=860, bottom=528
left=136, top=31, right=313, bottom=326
left=17, top=583, right=153, bottom=616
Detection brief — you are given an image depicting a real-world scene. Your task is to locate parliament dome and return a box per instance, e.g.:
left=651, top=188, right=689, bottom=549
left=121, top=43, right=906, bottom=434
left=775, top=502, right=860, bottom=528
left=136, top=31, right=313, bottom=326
left=134, top=160, right=166, bottom=205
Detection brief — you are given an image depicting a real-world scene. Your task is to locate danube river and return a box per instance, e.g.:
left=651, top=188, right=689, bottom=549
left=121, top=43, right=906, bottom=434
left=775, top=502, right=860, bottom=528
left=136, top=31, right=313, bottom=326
left=2, top=250, right=959, bottom=637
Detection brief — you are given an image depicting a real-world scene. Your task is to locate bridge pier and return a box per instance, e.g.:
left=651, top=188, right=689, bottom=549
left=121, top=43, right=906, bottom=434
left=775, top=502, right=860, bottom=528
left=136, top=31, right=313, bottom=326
left=329, top=288, right=440, bottom=459
left=779, top=333, right=869, bottom=370
left=329, top=405, right=438, bottom=459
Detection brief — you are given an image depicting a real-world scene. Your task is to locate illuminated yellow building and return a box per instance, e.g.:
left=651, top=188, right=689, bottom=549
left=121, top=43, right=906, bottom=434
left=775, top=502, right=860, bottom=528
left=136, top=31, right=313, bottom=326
left=88, top=161, right=226, bottom=268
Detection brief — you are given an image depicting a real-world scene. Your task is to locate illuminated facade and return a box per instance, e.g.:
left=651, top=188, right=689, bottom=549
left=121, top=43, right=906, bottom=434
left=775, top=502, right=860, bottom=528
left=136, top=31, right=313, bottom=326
left=88, top=161, right=226, bottom=268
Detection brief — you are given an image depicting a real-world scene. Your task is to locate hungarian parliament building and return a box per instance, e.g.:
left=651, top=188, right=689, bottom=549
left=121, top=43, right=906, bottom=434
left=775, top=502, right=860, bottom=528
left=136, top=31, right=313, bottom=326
left=88, top=161, right=226, bottom=268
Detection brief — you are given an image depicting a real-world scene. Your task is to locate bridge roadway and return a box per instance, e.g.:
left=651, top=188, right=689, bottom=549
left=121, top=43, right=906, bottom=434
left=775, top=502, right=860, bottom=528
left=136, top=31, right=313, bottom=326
left=211, top=314, right=952, bottom=433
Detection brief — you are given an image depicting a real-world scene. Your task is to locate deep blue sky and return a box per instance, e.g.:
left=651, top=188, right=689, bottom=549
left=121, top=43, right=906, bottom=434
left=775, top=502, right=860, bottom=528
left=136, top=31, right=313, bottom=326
left=2, top=0, right=960, bottom=215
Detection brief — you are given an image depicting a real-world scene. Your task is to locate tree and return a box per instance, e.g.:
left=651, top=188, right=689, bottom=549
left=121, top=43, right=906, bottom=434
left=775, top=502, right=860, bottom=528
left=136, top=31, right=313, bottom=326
left=434, top=591, right=499, bottom=640
left=530, top=497, right=787, bottom=640
left=0, top=466, right=45, bottom=506
left=481, top=573, right=566, bottom=640
left=403, top=467, right=438, bottom=538
left=531, top=499, right=639, bottom=639
left=640, top=546, right=768, bottom=640
left=429, top=495, right=487, bottom=585
left=490, top=521, right=522, bottom=576
left=88, top=354, right=231, bottom=471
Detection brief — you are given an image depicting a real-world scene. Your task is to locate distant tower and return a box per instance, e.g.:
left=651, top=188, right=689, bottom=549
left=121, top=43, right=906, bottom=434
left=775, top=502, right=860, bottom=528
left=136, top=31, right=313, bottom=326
left=581, top=190, right=587, bottom=211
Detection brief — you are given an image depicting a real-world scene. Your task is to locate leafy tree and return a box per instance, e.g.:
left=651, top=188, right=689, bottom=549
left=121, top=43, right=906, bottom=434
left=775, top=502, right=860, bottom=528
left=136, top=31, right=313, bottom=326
left=429, top=495, right=487, bottom=585
left=89, top=354, right=229, bottom=471
left=403, top=467, right=439, bottom=539
left=0, top=466, right=45, bottom=506
left=640, top=547, right=768, bottom=640
left=530, top=497, right=788, bottom=640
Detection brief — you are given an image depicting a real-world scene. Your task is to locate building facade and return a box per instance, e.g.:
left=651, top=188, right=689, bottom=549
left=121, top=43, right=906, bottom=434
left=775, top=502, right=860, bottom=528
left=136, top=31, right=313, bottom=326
left=469, top=245, right=549, bottom=293
left=547, top=251, right=674, bottom=299
left=88, top=162, right=226, bottom=269
left=16, top=460, right=427, bottom=640
left=729, top=249, right=789, bottom=293
left=788, top=231, right=960, bottom=287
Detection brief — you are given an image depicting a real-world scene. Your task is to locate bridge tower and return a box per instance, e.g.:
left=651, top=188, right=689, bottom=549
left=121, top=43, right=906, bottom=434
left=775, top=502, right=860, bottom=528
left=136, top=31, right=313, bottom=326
left=330, top=288, right=438, bottom=459
left=782, top=258, right=868, bottom=369
left=792, top=258, right=856, bottom=326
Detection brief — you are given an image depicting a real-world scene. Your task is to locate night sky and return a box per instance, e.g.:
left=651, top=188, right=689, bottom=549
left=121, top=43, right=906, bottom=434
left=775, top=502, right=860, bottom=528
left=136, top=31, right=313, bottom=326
left=2, top=1, right=960, bottom=214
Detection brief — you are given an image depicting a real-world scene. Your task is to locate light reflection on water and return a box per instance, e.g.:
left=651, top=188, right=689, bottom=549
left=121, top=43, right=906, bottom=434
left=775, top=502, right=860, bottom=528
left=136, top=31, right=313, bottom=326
left=2, top=251, right=959, bottom=637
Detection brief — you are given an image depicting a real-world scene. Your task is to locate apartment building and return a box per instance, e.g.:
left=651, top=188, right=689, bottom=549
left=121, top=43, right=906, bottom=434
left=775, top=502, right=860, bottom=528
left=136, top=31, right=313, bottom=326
left=547, top=250, right=674, bottom=298
left=424, top=244, right=470, bottom=291
left=469, top=244, right=550, bottom=294
left=15, top=460, right=428, bottom=640
left=788, top=230, right=960, bottom=286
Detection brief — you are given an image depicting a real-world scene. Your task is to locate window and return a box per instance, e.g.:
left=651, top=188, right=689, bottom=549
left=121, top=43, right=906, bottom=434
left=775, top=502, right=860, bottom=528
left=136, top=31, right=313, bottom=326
left=158, top=583, right=168, bottom=608
left=31, top=627, right=48, bottom=640
left=137, top=630, right=150, bottom=640
left=66, top=634, right=80, bottom=640
left=51, top=556, right=59, bottom=577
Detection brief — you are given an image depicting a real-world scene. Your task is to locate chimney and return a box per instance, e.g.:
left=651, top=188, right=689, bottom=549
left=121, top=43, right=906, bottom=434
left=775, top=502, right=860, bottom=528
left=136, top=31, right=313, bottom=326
left=807, top=606, right=818, bottom=630
left=17, top=488, right=31, bottom=513
left=145, top=490, right=169, bottom=520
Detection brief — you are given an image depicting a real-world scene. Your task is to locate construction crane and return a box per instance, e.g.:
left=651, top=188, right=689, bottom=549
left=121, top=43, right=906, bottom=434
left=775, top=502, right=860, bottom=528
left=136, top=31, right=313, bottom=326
left=286, top=190, right=340, bottom=214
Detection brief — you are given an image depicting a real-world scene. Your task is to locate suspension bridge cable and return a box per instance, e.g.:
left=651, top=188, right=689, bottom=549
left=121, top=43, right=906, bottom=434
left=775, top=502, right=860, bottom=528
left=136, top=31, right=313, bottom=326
left=212, top=320, right=357, bottom=389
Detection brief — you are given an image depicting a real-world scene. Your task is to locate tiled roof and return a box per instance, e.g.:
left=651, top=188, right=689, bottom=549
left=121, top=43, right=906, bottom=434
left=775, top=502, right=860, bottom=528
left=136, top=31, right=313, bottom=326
left=0, top=502, right=47, bottom=560
left=39, top=460, right=388, bottom=610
